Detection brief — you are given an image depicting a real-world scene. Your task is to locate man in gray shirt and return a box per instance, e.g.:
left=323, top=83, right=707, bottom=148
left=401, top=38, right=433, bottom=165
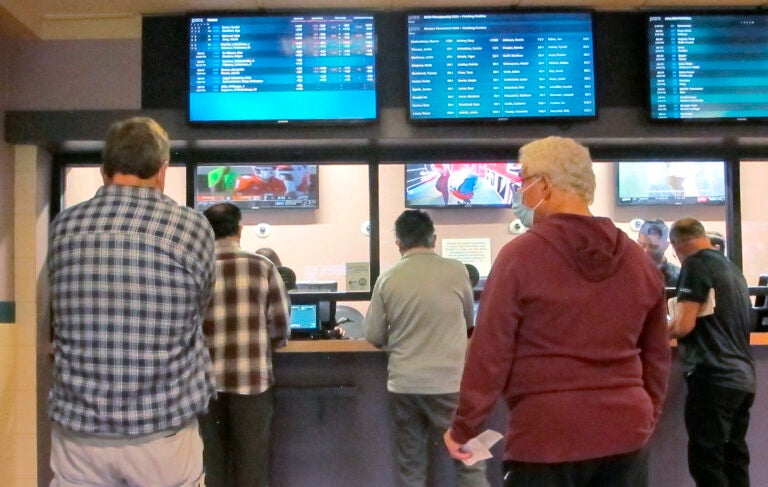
left=364, top=209, right=488, bottom=487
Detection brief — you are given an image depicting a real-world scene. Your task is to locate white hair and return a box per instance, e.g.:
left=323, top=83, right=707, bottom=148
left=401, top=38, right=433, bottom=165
left=518, top=136, right=596, bottom=204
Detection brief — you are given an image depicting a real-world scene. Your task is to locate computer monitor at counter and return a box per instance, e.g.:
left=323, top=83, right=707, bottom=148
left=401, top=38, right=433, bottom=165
left=289, top=303, right=320, bottom=339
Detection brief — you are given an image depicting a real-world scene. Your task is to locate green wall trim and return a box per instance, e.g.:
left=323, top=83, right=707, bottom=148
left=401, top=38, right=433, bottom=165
left=0, top=301, right=15, bottom=323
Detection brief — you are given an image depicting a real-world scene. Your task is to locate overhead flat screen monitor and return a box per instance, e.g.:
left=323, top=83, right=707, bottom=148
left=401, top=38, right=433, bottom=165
left=188, top=14, right=377, bottom=124
left=648, top=13, right=768, bottom=121
left=406, top=11, right=596, bottom=121
left=405, top=162, right=520, bottom=208
left=195, top=164, right=318, bottom=211
left=616, top=161, right=726, bottom=206
left=290, top=303, right=320, bottom=335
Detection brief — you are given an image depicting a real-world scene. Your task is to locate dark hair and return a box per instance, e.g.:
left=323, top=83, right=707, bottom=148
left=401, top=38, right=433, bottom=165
left=639, top=219, right=669, bottom=241
left=203, top=203, right=241, bottom=239
left=707, top=231, right=725, bottom=253
left=277, top=266, right=297, bottom=290
left=465, top=264, right=480, bottom=288
left=395, top=210, right=435, bottom=250
left=255, top=248, right=282, bottom=267
left=102, top=117, right=170, bottom=179
left=670, top=218, right=707, bottom=244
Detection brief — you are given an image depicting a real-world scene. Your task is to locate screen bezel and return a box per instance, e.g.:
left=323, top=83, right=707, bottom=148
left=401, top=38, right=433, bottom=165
left=404, top=8, right=598, bottom=124
left=614, top=160, right=727, bottom=207
left=403, top=161, right=520, bottom=209
left=186, top=11, right=379, bottom=126
left=194, top=163, right=320, bottom=211
left=646, top=10, right=768, bottom=123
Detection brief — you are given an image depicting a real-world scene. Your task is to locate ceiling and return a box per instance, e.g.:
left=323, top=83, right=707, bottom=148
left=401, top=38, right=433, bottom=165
left=1, top=0, right=767, bottom=40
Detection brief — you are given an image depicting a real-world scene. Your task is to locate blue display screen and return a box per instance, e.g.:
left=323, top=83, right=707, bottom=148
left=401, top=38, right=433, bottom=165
left=290, top=304, right=319, bottom=331
left=188, top=14, right=377, bottom=123
left=648, top=14, right=768, bottom=121
left=407, top=12, right=596, bottom=121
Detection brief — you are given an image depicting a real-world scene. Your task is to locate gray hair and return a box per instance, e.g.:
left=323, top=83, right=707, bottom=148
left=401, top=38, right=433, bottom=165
left=518, top=136, right=595, bottom=204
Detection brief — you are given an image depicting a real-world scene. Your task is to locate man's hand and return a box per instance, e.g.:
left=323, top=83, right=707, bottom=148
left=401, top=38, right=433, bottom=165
left=443, top=429, right=472, bottom=461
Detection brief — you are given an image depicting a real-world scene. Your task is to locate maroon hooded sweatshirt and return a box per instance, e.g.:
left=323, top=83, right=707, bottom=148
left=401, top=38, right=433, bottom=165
left=451, top=213, right=670, bottom=463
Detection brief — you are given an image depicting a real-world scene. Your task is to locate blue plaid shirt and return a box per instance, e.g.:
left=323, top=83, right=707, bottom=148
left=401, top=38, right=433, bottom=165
left=48, top=184, right=217, bottom=436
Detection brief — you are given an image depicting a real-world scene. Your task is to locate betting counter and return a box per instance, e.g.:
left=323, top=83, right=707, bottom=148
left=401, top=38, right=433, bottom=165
left=277, top=337, right=380, bottom=353
left=270, top=334, right=768, bottom=487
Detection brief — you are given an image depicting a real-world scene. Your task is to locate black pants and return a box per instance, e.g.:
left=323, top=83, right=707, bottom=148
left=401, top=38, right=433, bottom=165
left=199, top=389, right=274, bottom=487
left=685, top=378, right=754, bottom=487
left=502, top=448, right=649, bottom=487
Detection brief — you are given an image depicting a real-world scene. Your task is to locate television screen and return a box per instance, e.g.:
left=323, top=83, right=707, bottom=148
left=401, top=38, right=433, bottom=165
left=404, top=162, right=520, bottom=208
left=406, top=11, right=596, bottom=121
left=616, top=161, right=726, bottom=206
left=648, top=13, right=768, bottom=121
left=188, top=14, right=377, bottom=123
left=195, top=164, right=319, bottom=211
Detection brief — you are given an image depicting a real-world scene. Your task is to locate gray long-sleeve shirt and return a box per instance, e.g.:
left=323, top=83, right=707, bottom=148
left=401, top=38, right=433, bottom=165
left=364, top=248, right=474, bottom=394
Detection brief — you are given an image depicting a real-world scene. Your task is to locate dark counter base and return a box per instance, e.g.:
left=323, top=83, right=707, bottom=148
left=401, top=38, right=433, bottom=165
left=271, top=351, right=507, bottom=487
left=271, top=347, right=768, bottom=487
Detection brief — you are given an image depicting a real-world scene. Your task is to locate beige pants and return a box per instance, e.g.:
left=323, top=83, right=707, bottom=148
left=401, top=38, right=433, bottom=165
left=50, top=420, right=205, bottom=487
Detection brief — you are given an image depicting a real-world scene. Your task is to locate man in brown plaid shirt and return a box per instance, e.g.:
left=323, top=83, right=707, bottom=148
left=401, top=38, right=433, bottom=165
left=200, top=202, right=291, bottom=487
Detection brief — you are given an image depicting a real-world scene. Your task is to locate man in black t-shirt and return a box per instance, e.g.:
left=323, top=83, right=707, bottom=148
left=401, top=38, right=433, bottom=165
left=668, top=218, right=755, bottom=487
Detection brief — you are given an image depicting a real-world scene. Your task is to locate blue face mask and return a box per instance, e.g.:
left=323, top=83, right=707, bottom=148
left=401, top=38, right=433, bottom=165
left=511, top=177, right=543, bottom=228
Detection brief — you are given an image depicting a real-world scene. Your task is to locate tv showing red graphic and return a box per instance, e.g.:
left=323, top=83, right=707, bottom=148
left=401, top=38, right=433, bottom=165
left=404, top=162, right=520, bottom=208
left=196, top=164, right=318, bottom=211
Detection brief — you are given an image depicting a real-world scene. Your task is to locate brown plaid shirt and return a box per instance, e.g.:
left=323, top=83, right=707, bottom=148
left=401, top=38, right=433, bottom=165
left=203, top=239, right=291, bottom=394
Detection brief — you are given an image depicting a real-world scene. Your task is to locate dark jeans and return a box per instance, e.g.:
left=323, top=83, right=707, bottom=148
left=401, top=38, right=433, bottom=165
left=199, top=388, right=274, bottom=487
left=502, top=448, right=649, bottom=487
left=388, top=392, right=489, bottom=487
left=685, top=377, right=754, bottom=487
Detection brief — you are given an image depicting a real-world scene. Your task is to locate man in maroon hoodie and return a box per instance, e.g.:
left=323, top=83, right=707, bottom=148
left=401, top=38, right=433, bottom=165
left=444, top=136, right=670, bottom=487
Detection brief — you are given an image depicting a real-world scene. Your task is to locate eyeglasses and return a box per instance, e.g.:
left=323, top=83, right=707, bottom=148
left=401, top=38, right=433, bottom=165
left=514, top=175, right=541, bottom=192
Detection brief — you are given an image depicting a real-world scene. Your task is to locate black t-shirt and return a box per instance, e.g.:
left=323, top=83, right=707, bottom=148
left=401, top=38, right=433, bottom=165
left=677, top=249, right=755, bottom=392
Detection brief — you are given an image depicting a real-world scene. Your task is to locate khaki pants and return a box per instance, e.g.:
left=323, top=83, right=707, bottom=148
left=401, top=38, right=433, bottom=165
left=50, top=420, right=205, bottom=487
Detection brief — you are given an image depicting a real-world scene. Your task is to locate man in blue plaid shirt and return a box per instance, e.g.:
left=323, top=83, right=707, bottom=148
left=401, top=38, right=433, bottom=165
left=47, top=117, right=216, bottom=486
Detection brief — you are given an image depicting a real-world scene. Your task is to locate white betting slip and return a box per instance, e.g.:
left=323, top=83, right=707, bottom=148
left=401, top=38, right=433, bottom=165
left=461, top=429, right=504, bottom=466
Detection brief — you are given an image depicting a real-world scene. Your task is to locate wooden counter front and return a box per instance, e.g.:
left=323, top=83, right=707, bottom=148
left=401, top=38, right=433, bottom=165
left=278, top=334, right=768, bottom=353
left=277, top=338, right=381, bottom=353
left=750, top=333, right=768, bottom=345
left=670, top=332, right=768, bottom=347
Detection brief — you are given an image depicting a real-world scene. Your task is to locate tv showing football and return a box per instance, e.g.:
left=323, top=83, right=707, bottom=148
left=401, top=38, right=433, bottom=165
left=195, top=164, right=319, bottom=211
left=648, top=13, right=768, bottom=121
left=616, top=161, right=726, bottom=206
left=407, top=11, right=596, bottom=121
left=404, top=162, right=520, bottom=208
left=188, top=14, right=377, bottom=123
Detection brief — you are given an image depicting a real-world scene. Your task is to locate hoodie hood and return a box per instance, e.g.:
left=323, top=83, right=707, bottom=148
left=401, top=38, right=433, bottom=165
left=528, top=213, right=628, bottom=282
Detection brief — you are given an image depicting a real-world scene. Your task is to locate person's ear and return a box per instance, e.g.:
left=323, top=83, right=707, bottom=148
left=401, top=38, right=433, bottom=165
left=100, top=166, right=113, bottom=185
left=540, top=176, right=552, bottom=199
left=155, top=161, right=169, bottom=192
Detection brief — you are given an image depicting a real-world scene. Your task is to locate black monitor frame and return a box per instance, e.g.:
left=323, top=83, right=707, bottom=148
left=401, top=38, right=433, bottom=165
left=186, top=10, right=379, bottom=126
left=646, top=9, right=768, bottom=123
left=404, top=8, right=598, bottom=124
